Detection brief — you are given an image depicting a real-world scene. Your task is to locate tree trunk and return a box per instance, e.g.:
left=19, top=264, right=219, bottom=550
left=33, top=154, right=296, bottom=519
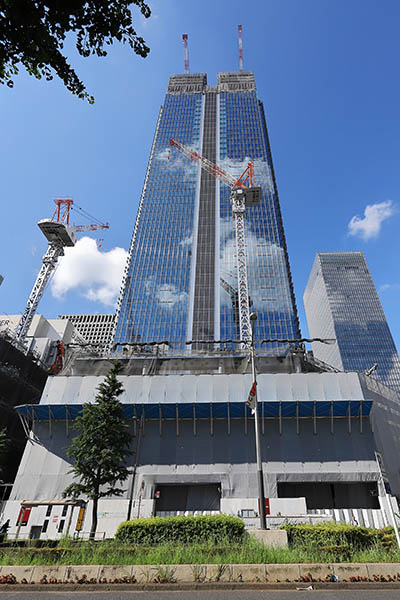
left=90, top=495, right=98, bottom=541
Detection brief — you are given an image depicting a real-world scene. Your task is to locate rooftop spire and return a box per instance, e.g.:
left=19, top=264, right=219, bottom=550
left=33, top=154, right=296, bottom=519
left=182, top=34, right=189, bottom=74
left=238, top=25, right=244, bottom=72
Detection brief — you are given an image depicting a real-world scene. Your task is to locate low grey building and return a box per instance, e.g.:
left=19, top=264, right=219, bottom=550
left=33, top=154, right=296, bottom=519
left=3, top=348, right=399, bottom=539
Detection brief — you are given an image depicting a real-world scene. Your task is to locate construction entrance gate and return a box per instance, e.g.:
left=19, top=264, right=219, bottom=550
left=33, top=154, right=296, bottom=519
left=154, top=484, right=221, bottom=515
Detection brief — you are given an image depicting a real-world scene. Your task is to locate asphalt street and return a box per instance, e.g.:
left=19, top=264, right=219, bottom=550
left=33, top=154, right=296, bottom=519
left=0, top=590, right=399, bottom=599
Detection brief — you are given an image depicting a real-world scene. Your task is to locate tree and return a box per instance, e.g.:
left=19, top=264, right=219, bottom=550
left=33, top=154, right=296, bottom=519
left=63, top=360, right=133, bottom=539
left=0, top=1, right=151, bottom=102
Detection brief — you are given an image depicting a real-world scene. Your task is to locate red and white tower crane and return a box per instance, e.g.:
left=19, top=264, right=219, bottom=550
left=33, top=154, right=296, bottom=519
left=169, top=138, right=261, bottom=343
left=15, top=198, right=109, bottom=346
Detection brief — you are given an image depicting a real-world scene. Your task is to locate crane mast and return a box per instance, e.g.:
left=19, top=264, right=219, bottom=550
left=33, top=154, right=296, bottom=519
left=15, top=198, right=109, bottom=348
left=231, top=188, right=252, bottom=343
left=169, top=138, right=261, bottom=344
left=15, top=243, right=65, bottom=344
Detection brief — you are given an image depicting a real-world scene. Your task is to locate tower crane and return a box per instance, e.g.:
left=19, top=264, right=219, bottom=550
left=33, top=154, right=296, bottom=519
left=169, top=138, right=261, bottom=343
left=220, top=276, right=253, bottom=339
left=15, top=198, right=109, bottom=347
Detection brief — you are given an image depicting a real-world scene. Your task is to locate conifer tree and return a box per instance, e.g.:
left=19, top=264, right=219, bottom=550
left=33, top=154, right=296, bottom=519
left=63, top=360, right=132, bottom=539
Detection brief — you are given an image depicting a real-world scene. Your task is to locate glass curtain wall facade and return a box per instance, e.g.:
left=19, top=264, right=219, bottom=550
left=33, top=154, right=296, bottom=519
left=114, top=72, right=300, bottom=351
left=304, top=252, right=400, bottom=395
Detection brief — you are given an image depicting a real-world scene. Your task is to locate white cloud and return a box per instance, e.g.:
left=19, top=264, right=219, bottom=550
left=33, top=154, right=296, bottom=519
left=219, top=219, right=292, bottom=314
left=156, top=147, right=198, bottom=182
left=348, top=200, right=395, bottom=240
left=155, top=283, right=187, bottom=308
left=50, top=237, right=128, bottom=307
left=218, top=156, right=274, bottom=194
left=157, top=148, right=274, bottom=194
left=379, top=283, right=400, bottom=293
left=144, top=279, right=188, bottom=311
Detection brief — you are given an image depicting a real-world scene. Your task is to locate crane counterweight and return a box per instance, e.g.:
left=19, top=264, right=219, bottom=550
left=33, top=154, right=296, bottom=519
left=37, top=219, right=77, bottom=247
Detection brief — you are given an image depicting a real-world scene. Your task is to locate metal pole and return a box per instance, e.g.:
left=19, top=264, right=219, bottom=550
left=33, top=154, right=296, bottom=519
left=65, top=504, right=75, bottom=537
left=375, top=452, right=400, bottom=548
left=250, top=313, right=267, bottom=530
left=127, top=415, right=143, bottom=521
left=15, top=504, right=24, bottom=540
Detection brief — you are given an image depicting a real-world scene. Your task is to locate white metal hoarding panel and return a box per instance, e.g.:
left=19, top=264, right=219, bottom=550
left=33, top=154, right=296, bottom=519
left=139, top=376, right=152, bottom=403
left=290, top=374, right=309, bottom=401
left=212, top=374, right=228, bottom=404
left=227, top=374, right=251, bottom=403
left=257, top=375, right=277, bottom=402
left=195, top=375, right=213, bottom=404
left=164, top=375, right=184, bottom=404
left=181, top=375, right=196, bottom=404
left=123, top=376, right=143, bottom=404
left=305, top=373, right=326, bottom=401
left=338, top=372, right=363, bottom=400
left=41, top=376, right=69, bottom=404
left=39, top=371, right=367, bottom=409
left=275, top=375, right=294, bottom=402
left=147, top=376, right=167, bottom=403
left=75, top=376, right=101, bottom=405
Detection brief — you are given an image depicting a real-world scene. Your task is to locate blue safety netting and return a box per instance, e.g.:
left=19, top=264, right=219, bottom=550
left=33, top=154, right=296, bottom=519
left=16, top=400, right=372, bottom=421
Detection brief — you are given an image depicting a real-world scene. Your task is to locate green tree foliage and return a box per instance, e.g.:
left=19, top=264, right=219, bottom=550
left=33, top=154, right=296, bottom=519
left=115, top=515, right=245, bottom=544
left=63, top=360, right=133, bottom=539
left=0, top=1, right=151, bottom=102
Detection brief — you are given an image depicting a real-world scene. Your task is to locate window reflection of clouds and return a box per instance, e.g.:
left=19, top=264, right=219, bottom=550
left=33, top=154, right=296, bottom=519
left=115, top=92, right=202, bottom=344
left=219, top=91, right=299, bottom=347
left=116, top=78, right=300, bottom=351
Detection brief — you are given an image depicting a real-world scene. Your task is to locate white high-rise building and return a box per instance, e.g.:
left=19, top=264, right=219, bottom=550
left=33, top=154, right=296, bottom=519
left=58, top=314, right=115, bottom=347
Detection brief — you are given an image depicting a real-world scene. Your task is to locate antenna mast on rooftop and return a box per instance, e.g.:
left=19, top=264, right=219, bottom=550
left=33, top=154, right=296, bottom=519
left=182, top=34, right=189, bottom=74
left=238, top=25, right=244, bottom=72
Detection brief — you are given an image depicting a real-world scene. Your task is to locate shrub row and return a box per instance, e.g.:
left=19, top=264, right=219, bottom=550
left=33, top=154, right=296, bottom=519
left=115, top=515, right=245, bottom=544
left=283, top=523, right=396, bottom=550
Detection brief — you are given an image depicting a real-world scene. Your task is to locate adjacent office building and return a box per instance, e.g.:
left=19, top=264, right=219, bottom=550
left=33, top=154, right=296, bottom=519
left=304, top=252, right=400, bottom=395
left=58, top=314, right=115, bottom=347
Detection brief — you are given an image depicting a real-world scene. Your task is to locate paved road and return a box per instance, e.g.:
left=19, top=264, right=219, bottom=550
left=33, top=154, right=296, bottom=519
left=0, top=590, right=398, bottom=599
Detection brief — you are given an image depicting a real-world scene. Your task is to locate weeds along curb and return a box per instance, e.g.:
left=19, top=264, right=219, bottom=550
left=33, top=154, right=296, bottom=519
left=1, top=582, right=400, bottom=592
left=1, top=563, right=400, bottom=585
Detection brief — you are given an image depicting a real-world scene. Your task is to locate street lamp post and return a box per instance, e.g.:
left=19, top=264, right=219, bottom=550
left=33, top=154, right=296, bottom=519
left=250, top=312, right=267, bottom=530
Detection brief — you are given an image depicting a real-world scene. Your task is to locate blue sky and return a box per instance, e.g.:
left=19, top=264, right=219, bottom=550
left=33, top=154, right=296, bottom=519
left=1, top=0, right=399, bottom=350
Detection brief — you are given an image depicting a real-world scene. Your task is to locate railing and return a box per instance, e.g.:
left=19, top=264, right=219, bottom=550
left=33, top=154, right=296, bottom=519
left=0, top=328, right=48, bottom=370
left=308, top=508, right=390, bottom=529
left=73, top=531, right=107, bottom=541
left=156, top=510, right=220, bottom=517
left=65, top=339, right=299, bottom=361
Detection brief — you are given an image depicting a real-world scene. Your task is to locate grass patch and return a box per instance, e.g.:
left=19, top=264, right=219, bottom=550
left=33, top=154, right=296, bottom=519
left=283, top=523, right=396, bottom=551
left=0, top=535, right=400, bottom=565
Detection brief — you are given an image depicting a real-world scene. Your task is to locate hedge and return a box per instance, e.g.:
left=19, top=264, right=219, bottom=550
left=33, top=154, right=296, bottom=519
left=115, top=515, right=245, bottom=544
left=283, top=523, right=396, bottom=550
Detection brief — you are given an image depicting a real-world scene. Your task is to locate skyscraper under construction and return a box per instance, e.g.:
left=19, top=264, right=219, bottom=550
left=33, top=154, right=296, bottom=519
left=5, top=41, right=400, bottom=542
left=113, top=71, right=300, bottom=350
